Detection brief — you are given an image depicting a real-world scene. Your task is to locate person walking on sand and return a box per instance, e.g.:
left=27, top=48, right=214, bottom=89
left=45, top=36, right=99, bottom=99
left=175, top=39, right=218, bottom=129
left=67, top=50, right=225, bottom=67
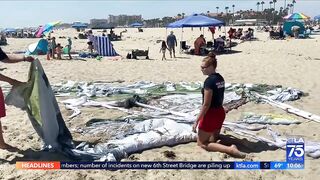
left=166, top=31, right=177, bottom=58
left=193, top=52, right=246, bottom=158
left=66, top=37, right=72, bottom=60
left=87, top=30, right=95, bottom=54
left=159, top=41, right=168, bottom=60
left=0, top=47, right=34, bottom=150
left=51, top=37, right=57, bottom=59
left=46, top=38, right=52, bottom=60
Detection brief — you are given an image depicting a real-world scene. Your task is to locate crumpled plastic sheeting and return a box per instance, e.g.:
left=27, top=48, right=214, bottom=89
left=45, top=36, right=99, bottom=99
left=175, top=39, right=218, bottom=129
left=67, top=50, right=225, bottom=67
left=238, top=112, right=301, bottom=125
left=76, top=118, right=320, bottom=160
left=268, top=88, right=304, bottom=102
left=61, top=92, right=242, bottom=120
left=223, top=126, right=320, bottom=158
left=224, top=83, right=304, bottom=102
left=76, top=119, right=197, bottom=161
left=54, top=81, right=304, bottom=102
left=52, top=81, right=203, bottom=97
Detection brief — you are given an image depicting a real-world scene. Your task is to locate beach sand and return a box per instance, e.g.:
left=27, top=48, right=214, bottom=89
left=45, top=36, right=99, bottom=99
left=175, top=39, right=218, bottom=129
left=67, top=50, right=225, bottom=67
left=0, top=27, right=320, bottom=179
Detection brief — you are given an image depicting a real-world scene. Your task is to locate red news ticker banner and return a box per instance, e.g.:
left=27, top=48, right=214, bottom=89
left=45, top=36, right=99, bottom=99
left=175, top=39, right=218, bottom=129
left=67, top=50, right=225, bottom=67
left=16, top=161, right=61, bottom=170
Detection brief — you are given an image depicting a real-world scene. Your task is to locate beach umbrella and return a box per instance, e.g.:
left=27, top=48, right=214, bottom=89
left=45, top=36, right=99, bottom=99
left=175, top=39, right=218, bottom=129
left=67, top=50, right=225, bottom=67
left=71, top=22, right=88, bottom=29
left=130, top=22, right=143, bottom=27
left=283, top=13, right=310, bottom=20
left=3, top=28, right=17, bottom=33
left=167, top=14, right=225, bottom=28
left=36, top=21, right=61, bottom=38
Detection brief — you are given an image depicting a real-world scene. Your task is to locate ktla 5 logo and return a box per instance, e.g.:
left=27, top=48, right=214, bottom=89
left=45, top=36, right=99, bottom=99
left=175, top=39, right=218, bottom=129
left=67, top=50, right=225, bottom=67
left=287, top=138, right=304, bottom=158
left=287, top=144, right=304, bottom=157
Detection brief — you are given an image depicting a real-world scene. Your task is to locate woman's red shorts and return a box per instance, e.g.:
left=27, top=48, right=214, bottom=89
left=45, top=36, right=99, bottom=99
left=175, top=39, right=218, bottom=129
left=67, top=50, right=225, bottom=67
left=198, top=107, right=225, bottom=133
left=0, top=88, right=6, bottom=118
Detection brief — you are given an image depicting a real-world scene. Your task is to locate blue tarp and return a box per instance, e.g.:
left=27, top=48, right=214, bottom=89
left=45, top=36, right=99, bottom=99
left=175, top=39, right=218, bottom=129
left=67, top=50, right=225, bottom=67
left=167, top=14, right=225, bottom=28
left=130, top=22, right=143, bottom=27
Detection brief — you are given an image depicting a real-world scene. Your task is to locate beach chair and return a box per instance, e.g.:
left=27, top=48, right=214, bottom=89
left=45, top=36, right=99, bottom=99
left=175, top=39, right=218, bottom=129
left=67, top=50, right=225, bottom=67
left=180, top=41, right=190, bottom=53
left=206, top=41, right=213, bottom=48
left=132, top=48, right=149, bottom=59
left=269, top=31, right=281, bottom=40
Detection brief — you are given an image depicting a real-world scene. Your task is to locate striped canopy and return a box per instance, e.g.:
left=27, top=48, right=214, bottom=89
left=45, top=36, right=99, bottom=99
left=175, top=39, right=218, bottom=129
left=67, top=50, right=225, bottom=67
left=283, top=13, right=310, bottom=20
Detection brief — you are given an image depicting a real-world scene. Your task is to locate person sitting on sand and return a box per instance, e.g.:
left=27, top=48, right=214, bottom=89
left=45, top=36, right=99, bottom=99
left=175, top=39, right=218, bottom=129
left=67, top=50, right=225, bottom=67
left=55, top=43, right=62, bottom=60
left=0, top=47, right=34, bottom=150
left=193, top=52, right=246, bottom=158
left=194, top=34, right=206, bottom=55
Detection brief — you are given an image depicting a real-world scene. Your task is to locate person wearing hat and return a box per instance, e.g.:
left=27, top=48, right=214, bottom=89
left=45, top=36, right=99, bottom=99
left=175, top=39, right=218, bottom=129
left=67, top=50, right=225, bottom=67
left=0, top=47, right=34, bottom=150
left=166, top=31, right=177, bottom=58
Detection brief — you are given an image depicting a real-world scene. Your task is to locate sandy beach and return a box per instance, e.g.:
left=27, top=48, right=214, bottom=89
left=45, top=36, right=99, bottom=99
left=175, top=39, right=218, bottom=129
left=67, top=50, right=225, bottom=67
left=0, top=27, right=320, bottom=179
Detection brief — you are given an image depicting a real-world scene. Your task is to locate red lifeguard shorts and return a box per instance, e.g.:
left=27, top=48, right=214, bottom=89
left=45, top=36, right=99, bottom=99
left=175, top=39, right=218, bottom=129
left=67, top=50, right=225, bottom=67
left=0, top=88, right=6, bottom=118
left=198, top=107, right=225, bottom=133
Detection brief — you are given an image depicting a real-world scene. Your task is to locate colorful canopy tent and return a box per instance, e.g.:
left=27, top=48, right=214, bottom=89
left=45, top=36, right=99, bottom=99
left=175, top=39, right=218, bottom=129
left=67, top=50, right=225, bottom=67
left=25, top=39, right=48, bottom=55
left=283, top=21, right=305, bottom=36
left=130, top=22, right=143, bottom=27
left=167, top=14, right=225, bottom=28
left=283, top=13, right=310, bottom=21
left=36, top=21, right=61, bottom=38
left=94, top=36, right=118, bottom=56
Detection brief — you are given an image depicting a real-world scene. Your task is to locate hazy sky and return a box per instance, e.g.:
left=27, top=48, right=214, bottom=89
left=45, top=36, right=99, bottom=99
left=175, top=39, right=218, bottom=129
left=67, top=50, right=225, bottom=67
left=1, top=0, right=319, bottom=28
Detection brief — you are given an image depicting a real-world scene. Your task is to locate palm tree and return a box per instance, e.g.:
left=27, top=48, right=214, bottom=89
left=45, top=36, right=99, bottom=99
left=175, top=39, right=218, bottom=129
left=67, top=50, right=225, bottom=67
left=289, top=4, right=294, bottom=13
left=225, top=6, right=229, bottom=24
left=177, top=13, right=182, bottom=19
left=269, top=1, right=273, bottom=9
left=261, top=1, right=265, bottom=11
left=225, top=6, right=229, bottom=15
left=272, top=0, right=277, bottom=24
left=232, top=4, right=235, bottom=14
left=216, top=6, right=219, bottom=14
left=292, top=0, right=296, bottom=13
left=280, top=7, right=283, bottom=15
left=284, top=0, right=287, bottom=9
left=232, top=5, right=235, bottom=24
left=257, top=2, right=260, bottom=12
left=285, top=7, right=289, bottom=15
